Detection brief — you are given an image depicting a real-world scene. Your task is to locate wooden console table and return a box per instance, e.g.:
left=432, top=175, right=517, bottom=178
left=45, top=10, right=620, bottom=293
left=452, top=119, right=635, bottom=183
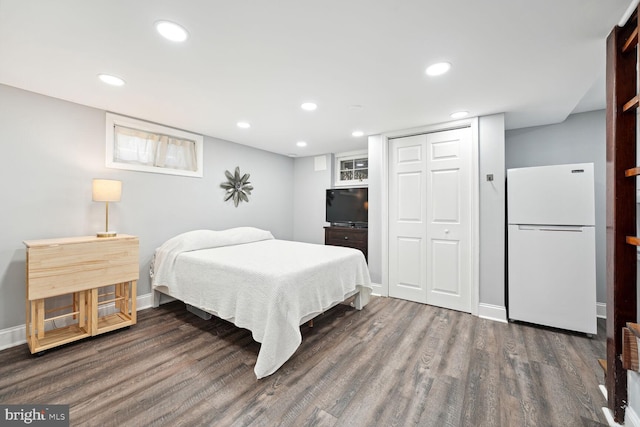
left=24, top=234, right=139, bottom=353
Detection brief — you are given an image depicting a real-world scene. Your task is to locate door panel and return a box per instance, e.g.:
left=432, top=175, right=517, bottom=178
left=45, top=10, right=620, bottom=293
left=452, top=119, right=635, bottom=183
left=431, top=169, right=460, bottom=222
left=430, top=239, right=460, bottom=295
left=426, top=128, right=471, bottom=312
left=397, top=237, right=422, bottom=290
left=431, top=139, right=459, bottom=159
left=389, top=135, right=427, bottom=303
left=398, top=145, right=422, bottom=163
left=397, top=172, right=422, bottom=221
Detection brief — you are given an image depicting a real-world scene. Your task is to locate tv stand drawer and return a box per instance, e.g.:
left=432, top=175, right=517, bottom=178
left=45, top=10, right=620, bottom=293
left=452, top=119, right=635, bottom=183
left=324, top=227, right=368, bottom=261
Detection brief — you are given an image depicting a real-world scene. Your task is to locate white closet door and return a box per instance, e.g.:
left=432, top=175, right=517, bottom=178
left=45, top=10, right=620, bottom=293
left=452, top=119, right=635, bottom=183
left=388, top=127, right=472, bottom=313
left=425, top=128, right=471, bottom=312
left=388, top=134, right=427, bottom=303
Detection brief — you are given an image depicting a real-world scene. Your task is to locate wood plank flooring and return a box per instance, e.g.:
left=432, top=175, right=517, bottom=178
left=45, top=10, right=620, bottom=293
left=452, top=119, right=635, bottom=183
left=0, top=297, right=607, bottom=426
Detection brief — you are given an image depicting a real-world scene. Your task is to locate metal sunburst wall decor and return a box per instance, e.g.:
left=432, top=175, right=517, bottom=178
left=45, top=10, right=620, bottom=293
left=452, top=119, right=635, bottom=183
left=220, top=166, right=253, bottom=207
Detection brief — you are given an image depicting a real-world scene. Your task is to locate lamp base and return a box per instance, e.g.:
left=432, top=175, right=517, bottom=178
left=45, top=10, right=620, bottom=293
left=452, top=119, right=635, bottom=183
left=96, top=231, right=117, bottom=238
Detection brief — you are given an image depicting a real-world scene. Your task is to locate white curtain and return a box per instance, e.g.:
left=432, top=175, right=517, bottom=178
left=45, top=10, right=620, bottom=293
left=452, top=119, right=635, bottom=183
left=113, top=125, right=197, bottom=172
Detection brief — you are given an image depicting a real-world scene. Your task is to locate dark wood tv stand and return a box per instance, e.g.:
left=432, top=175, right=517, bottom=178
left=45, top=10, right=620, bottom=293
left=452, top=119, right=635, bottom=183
left=324, top=226, right=368, bottom=261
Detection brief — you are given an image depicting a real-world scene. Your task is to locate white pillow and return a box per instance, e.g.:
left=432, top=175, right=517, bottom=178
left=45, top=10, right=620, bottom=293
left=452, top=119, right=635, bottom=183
left=159, top=227, right=274, bottom=254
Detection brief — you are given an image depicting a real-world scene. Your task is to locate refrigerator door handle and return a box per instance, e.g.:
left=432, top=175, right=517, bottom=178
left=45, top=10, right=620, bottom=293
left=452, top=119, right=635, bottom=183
left=517, top=225, right=586, bottom=232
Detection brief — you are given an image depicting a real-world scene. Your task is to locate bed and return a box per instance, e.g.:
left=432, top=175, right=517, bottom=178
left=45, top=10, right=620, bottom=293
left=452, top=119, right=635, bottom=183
left=150, top=227, right=372, bottom=379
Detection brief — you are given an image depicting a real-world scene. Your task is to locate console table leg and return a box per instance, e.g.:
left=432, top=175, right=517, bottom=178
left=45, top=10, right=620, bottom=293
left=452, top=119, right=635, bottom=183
left=36, top=299, right=45, bottom=340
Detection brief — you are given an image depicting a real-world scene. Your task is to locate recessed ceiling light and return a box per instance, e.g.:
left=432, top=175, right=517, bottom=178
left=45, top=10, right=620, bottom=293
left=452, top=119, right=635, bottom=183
left=296, top=141, right=307, bottom=147
left=450, top=111, right=469, bottom=119
left=425, top=62, right=451, bottom=76
left=352, top=130, right=364, bottom=137
left=236, top=121, right=251, bottom=129
left=155, top=21, right=189, bottom=42
left=98, top=74, right=125, bottom=86
left=301, top=102, right=317, bottom=111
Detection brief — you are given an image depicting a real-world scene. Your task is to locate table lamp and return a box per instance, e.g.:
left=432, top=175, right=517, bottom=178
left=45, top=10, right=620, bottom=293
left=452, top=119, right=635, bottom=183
left=92, top=179, right=122, bottom=237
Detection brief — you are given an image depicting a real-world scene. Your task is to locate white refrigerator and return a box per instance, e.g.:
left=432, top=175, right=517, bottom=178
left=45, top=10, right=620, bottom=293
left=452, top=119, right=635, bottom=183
left=507, top=163, right=597, bottom=334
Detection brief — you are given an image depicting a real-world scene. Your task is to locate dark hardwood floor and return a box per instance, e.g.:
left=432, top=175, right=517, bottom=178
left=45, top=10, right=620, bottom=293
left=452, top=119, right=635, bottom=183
left=0, top=297, right=607, bottom=426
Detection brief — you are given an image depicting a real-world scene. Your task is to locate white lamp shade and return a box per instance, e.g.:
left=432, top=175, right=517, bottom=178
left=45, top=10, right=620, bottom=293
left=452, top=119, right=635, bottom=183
left=92, top=179, right=122, bottom=202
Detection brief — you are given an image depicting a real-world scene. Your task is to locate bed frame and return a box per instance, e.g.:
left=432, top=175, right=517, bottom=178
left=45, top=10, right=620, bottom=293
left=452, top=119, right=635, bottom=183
left=152, top=287, right=366, bottom=322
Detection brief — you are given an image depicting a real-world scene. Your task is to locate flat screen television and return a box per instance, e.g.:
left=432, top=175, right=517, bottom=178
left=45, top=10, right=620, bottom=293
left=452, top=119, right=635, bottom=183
left=326, top=187, right=368, bottom=227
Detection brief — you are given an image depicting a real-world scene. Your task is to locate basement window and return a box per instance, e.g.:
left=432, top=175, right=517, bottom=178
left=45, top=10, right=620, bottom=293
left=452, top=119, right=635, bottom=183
left=105, top=113, right=204, bottom=177
left=335, top=150, right=368, bottom=186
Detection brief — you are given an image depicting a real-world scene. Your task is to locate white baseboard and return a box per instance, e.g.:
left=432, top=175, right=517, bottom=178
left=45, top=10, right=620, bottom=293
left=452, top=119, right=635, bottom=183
left=478, top=303, right=507, bottom=323
left=597, top=302, right=607, bottom=319
left=627, top=406, right=640, bottom=427
left=137, top=292, right=154, bottom=310
left=0, top=293, right=153, bottom=352
left=603, top=405, right=640, bottom=427
left=369, top=282, right=384, bottom=297
left=0, top=324, right=28, bottom=352
left=600, top=383, right=640, bottom=427
left=603, top=407, right=623, bottom=426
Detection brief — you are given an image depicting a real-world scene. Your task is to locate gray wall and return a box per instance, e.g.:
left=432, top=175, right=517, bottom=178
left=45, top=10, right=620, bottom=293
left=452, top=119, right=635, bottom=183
left=292, top=155, right=332, bottom=244
left=479, top=114, right=506, bottom=306
left=367, top=135, right=383, bottom=285
left=505, top=110, right=606, bottom=304
left=0, top=83, right=294, bottom=331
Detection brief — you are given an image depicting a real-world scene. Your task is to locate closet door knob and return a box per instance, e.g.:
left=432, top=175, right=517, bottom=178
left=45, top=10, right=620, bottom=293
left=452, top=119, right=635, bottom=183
left=444, top=229, right=449, bottom=234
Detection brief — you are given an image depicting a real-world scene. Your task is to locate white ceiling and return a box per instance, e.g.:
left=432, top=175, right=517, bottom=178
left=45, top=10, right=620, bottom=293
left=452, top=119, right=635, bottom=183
left=0, top=0, right=631, bottom=157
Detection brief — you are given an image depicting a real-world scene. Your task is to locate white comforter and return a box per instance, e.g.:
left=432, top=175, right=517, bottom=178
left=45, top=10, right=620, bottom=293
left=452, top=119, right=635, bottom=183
left=151, top=227, right=372, bottom=379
